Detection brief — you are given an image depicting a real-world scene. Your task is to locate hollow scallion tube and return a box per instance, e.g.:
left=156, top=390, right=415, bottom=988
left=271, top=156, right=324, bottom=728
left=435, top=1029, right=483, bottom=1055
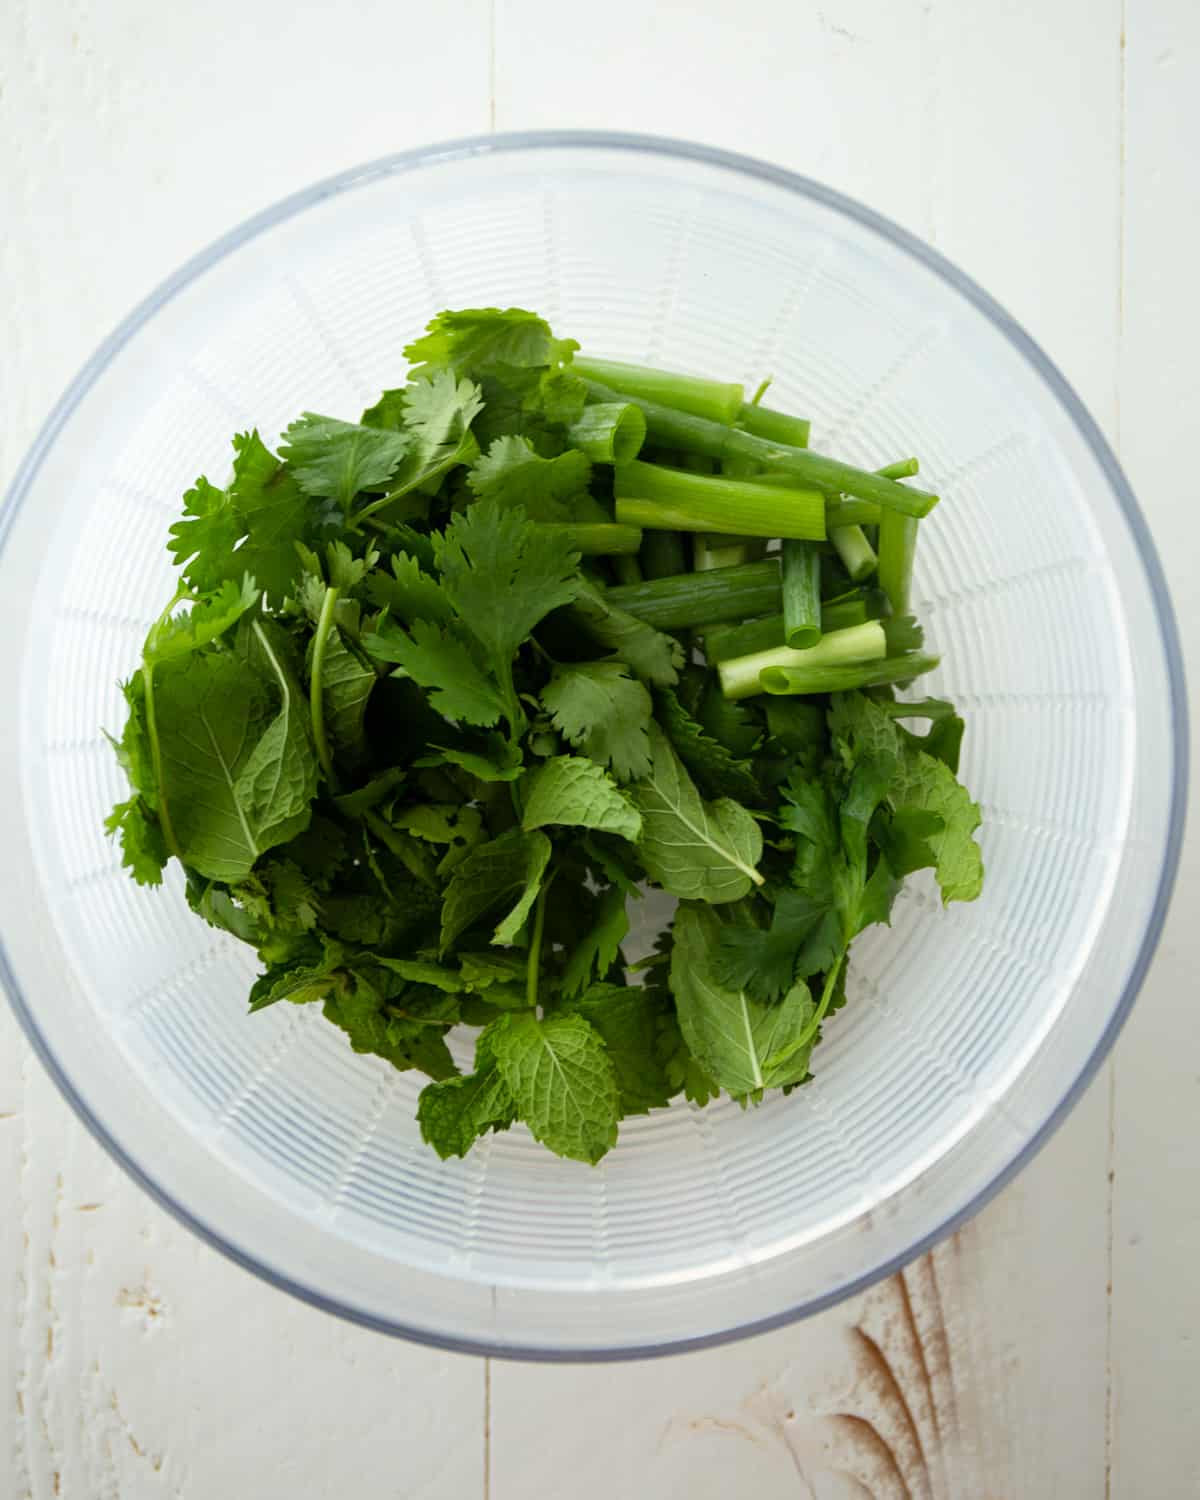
left=583, top=378, right=936, bottom=515
left=760, top=652, right=940, bottom=697
left=533, top=523, right=643, bottom=556
left=565, top=402, right=647, bottom=465
left=614, top=460, right=824, bottom=540
left=606, top=557, right=781, bottom=631
left=781, top=539, right=822, bottom=649
left=572, top=356, right=743, bottom=424
left=719, top=620, right=890, bottom=701
left=829, top=523, right=878, bottom=583
left=737, top=401, right=811, bottom=448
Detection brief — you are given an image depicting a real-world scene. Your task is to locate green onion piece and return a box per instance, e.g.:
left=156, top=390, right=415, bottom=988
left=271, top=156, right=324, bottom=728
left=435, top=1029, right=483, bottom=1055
left=573, top=356, right=743, bottom=424
left=702, top=591, right=883, bottom=664
left=718, top=620, right=889, bottom=701
left=565, top=402, right=647, bottom=465
left=533, top=523, right=643, bottom=556
left=640, top=529, right=689, bottom=579
left=612, top=554, right=643, bottom=585
left=781, top=539, right=822, bottom=649
left=829, top=523, right=878, bottom=583
left=614, top=460, right=825, bottom=540
left=879, top=510, right=919, bottom=615
left=737, top=401, right=811, bottom=448
left=606, top=558, right=781, bottom=631
left=825, top=498, right=882, bottom=528
left=583, top=379, right=937, bottom=516
left=759, top=652, right=940, bottom=697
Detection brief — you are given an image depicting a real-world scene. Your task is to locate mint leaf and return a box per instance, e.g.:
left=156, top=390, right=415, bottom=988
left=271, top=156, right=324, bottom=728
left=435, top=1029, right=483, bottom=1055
left=521, top=756, right=642, bottom=841
left=417, top=1063, right=517, bottom=1159
left=630, top=723, right=763, bottom=903
left=467, top=436, right=591, bottom=519
left=560, top=983, right=672, bottom=1114
left=280, top=414, right=410, bottom=511
left=670, top=905, right=816, bottom=1095
left=540, top=660, right=653, bottom=783
left=562, top=884, right=629, bottom=996
left=440, top=828, right=552, bottom=951
left=487, top=1011, right=619, bottom=1163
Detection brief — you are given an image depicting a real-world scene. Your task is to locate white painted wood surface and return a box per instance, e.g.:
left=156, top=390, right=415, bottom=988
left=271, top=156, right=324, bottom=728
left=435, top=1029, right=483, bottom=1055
left=1, top=0, right=1195, bottom=1494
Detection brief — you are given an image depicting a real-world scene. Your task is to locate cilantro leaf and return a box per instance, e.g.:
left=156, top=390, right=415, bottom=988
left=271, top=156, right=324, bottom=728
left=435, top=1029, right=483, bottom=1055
left=146, top=575, right=259, bottom=663
left=280, top=414, right=410, bottom=511
left=561, top=884, right=629, bottom=996
left=404, top=307, right=578, bottom=382
left=487, top=1011, right=620, bottom=1163
left=713, top=885, right=839, bottom=1003
left=630, top=723, right=763, bottom=903
left=829, top=692, right=983, bottom=904
left=521, top=756, right=642, bottom=842
left=364, top=552, right=454, bottom=625
left=433, top=500, right=580, bottom=675
left=563, top=577, right=682, bottom=687
left=364, top=617, right=507, bottom=728
left=166, top=477, right=243, bottom=595
left=670, top=905, right=817, bottom=1096
left=540, top=660, right=653, bottom=783
left=104, top=797, right=168, bottom=886
left=226, top=431, right=325, bottom=606
left=467, top=436, right=592, bottom=519
left=440, top=828, right=552, bottom=951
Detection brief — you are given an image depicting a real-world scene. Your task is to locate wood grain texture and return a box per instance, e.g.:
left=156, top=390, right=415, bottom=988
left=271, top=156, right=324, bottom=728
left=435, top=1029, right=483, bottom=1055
left=0, top=0, right=1196, bottom=1495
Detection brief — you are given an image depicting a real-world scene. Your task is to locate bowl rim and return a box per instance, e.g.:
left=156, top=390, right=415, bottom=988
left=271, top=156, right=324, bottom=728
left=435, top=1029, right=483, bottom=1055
left=0, top=128, right=1189, bottom=1361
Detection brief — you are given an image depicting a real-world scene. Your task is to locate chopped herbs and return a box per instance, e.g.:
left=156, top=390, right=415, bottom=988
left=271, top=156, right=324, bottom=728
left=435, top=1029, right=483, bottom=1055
left=106, top=308, right=984, bottom=1163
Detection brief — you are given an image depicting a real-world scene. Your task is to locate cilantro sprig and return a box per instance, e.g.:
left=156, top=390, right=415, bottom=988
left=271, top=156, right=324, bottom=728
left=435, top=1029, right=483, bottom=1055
left=106, top=306, right=984, bottom=1164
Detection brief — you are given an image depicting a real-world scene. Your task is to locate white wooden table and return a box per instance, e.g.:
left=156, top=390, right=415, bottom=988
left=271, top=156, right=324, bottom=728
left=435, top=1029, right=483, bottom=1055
left=2, top=2, right=1196, bottom=1494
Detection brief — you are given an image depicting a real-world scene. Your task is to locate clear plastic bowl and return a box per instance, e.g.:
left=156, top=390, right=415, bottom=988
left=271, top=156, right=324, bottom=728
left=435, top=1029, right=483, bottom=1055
left=0, top=132, right=1187, bottom=1360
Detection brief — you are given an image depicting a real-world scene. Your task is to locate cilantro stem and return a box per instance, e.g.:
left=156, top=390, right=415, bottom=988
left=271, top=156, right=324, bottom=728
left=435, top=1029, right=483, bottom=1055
left=310, top=585, right=341, bottom=785
left=584, top=379, right=938, bottom=516
left=797, top=950, right=846, bottom=1054
left=526, top=879, right=551, bottom=1010
left=614, top=460, right=825, bottom=541
left=573, top=356, right=743, bottom=425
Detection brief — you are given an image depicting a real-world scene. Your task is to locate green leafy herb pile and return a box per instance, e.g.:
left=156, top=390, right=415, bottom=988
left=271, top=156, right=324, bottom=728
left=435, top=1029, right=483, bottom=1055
left=106, top=308, right=983, bottom=1164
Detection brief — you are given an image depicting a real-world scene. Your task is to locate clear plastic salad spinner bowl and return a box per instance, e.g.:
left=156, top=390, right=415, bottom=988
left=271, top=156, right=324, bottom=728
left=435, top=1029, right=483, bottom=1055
left=0, top=133, right=1186, bottom=1358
